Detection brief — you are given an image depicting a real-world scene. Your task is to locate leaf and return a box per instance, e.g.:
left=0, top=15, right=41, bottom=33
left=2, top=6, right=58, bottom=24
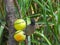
left=35, top=31, right=52, bottom=45
left=17, top=0, right=31, bottom=17
left=0, top=22, right=6, bottom=45
left=26, top=17, right=31, bottom=25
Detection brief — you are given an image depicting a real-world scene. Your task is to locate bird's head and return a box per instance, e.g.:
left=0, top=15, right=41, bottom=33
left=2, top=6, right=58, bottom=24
left=30, top=18, right=35, bottom=25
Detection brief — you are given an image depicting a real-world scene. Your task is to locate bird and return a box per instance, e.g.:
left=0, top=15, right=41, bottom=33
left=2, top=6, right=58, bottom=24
left=25, top=18, right=36, bottom=36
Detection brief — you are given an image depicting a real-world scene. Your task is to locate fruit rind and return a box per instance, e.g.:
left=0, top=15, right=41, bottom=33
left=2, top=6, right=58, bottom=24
left=14, top=19, right=26, bottom=30
left=14, top=31, right=26, bottom=42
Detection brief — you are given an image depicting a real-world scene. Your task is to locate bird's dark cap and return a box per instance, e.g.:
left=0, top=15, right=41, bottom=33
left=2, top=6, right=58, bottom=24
left=30, top=18, right=35, bottom=25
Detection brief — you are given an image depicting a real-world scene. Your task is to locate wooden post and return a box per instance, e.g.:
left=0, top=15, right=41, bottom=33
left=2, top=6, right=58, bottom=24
left=4, top=0, right=18, bottom=45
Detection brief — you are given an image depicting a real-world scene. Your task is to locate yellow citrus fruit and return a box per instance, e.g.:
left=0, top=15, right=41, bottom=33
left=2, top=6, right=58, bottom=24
left=14, top=19, right=26, bottom=30
left=14, top=30, right=26, bottom=42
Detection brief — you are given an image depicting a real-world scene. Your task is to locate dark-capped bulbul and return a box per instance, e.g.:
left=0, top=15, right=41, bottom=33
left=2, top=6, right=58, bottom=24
left=25, top=18, right=36, bottom=35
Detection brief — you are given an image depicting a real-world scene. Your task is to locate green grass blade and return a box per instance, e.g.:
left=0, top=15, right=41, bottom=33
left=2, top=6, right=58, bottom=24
left=35, top=31, right=52, bottom=45
left=0, top=22, right=6, bottom=45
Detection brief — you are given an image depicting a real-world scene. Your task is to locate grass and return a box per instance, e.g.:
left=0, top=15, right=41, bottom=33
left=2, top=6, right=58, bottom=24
left=0, top=0, right=60, bottom=45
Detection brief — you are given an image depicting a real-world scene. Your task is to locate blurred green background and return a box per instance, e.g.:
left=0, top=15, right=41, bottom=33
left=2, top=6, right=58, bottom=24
left=0, top=0, right=60, bottom=45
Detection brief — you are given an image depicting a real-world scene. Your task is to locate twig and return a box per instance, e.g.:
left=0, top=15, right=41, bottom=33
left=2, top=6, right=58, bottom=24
left=14, top=0, right=22, bottom=18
